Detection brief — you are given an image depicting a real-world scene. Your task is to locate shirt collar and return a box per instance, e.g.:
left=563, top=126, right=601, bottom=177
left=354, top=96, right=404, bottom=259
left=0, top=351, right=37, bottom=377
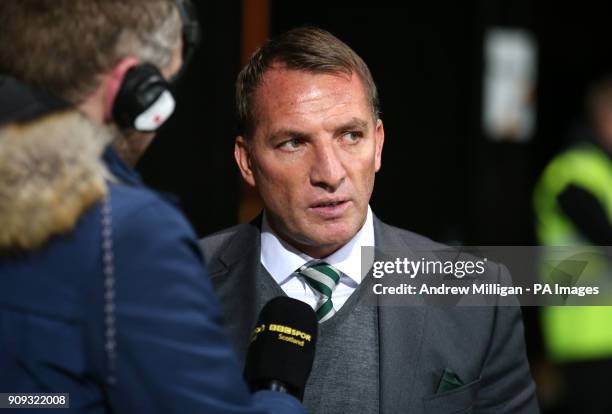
left=261, top=206, right=375, bottom=285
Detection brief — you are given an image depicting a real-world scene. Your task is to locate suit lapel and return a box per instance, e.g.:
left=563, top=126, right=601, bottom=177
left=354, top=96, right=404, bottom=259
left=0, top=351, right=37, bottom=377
left=374, top=217, right=426, bottom=414
left=209, top=219, right=263, bottom=366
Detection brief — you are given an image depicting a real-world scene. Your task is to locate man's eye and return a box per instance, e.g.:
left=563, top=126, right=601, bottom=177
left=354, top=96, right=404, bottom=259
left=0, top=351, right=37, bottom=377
left=278, top=139, right=303, bottom=150
left=342, top=131, right=363, bottom=143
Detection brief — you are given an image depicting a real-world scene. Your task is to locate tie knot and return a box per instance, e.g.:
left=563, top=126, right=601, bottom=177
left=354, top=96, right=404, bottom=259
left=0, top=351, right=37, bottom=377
left=298, top=260, right=341, bottom=294
left=297, top=261, right=341, bottom=323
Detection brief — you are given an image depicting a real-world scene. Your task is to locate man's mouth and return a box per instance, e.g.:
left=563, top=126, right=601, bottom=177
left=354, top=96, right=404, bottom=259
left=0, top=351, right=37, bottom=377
left=309, top=199, right=351, bottom=217
left=313, top=200, right=346, bottom=208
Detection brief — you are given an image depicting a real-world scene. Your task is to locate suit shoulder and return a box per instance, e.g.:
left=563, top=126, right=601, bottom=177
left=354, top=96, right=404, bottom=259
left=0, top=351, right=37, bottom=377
left=378, top=220, right=448, bottom=250
left=378, top=220, right=505, bottom=276
left=199, top=224, right=251, bottom=261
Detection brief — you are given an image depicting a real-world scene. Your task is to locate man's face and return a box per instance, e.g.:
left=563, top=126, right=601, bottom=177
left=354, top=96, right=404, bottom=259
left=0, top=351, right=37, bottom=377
left=235, top=65, right=384, bottom=258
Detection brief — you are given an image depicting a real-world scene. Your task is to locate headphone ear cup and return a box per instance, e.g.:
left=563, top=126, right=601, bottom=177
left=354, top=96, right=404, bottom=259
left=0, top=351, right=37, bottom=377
left=112, top=63, right=176, bottom=131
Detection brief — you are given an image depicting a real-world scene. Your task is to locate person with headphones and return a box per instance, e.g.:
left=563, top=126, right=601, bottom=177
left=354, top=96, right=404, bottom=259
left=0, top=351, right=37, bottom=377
left=0, top=1, right=306, bottom=413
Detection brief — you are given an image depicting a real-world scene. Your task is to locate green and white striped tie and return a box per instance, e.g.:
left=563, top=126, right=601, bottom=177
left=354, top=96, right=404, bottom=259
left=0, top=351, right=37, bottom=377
left=298, top=261, right=341, bottom=323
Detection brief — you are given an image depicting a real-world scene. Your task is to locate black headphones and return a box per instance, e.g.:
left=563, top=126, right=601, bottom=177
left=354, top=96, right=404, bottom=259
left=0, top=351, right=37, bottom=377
left=112, top=0, right=200, bottom=132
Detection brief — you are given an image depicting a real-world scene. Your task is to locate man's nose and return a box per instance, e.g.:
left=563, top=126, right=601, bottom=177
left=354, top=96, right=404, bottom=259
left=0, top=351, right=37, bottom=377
left=310, top=142, right=346, bottom=191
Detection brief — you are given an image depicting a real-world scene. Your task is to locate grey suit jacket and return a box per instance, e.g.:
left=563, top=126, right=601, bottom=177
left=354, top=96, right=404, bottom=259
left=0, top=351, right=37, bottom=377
left=199, top=216, right=539, bottom=413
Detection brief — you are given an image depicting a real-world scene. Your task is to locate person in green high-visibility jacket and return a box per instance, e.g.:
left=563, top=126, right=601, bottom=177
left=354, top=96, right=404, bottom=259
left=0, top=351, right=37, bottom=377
left=534, top=75, right=612, bottom=413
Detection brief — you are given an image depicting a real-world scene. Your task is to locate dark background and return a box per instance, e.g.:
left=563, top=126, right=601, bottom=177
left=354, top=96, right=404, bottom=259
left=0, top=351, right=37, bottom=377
left=140, top=1, right=612, bottom=244
left=138, top=3, right=612, bottom=410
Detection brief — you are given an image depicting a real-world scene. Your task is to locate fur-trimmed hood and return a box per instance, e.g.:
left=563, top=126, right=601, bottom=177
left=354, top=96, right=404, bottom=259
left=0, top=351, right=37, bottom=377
left=0, top=111, right=112, bottom=252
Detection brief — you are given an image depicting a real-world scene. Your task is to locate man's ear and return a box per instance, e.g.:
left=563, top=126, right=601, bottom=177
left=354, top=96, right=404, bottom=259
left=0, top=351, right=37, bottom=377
left=374, top=118, right=385, bottom=172
left=102, top=56, right=140, bottom=122
left=235, top=135, right=256, bottom=187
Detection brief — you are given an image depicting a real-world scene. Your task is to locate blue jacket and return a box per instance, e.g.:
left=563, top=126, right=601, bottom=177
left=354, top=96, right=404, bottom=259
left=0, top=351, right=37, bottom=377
left=0, top=111, right=304, bottom=414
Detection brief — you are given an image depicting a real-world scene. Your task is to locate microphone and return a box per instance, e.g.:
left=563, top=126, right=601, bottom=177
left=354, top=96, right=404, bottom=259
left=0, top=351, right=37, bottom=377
left=244, top=296, right=318, bottom=401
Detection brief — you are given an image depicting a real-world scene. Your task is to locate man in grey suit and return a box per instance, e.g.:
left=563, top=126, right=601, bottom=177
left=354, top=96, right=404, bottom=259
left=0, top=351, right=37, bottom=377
left=200, top=26, right=539, bottom=413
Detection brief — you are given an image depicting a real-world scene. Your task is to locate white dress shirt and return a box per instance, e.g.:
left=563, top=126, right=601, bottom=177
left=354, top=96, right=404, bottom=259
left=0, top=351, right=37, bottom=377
left=261, top=206, right=375, bottom=311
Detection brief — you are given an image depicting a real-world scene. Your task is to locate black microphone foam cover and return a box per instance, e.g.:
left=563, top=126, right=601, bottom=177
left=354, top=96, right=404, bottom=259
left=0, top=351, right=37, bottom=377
left=244, top=296, right=318, bottom=400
